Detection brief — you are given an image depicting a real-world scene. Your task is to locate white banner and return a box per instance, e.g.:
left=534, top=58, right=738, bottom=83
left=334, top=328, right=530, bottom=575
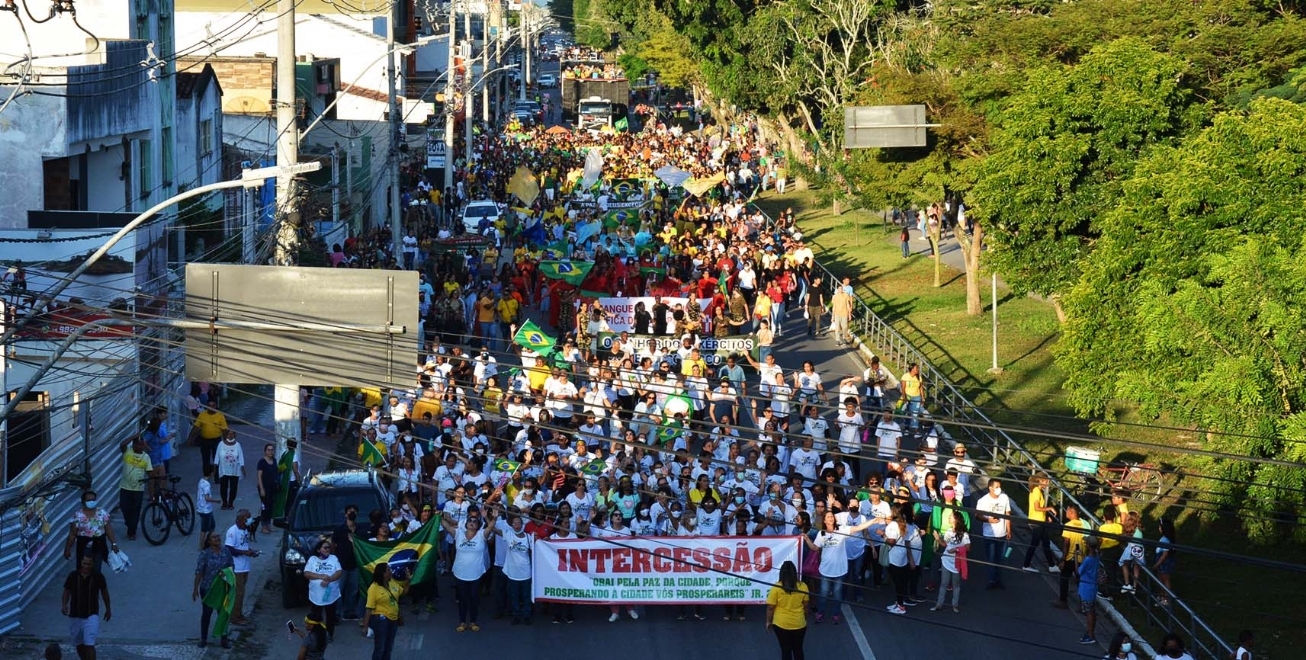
left=532, top=536, right=802, bottom=605
left=590, top=296, right=711, bottom=333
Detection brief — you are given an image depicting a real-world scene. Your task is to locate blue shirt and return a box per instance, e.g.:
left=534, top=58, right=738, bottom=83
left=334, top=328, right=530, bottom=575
left=1077, top=555, right=1100, bottom=602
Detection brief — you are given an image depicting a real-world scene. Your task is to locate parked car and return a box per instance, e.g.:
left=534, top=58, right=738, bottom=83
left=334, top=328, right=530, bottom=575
left=537, top=73, right=558, bottom=88
left=276, top=470, right=391, bottom=608
left=514, top=100, right=543, bottom=122
left=461, top=199, right=502, bottom=234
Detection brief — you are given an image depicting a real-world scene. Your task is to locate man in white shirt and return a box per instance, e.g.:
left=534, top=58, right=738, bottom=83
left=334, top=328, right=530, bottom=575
left=788, top=436, right=822, bottom=483
left=975, top=478, right=1012, bottom=589
left=872, top=413, right=902, bottom=480
left=545, top=373, right=579, bottom=427
left=802, top=407, right=829, bottom=453
left=835, top=398, right=865, bottom=479
left=224, top=510, right=260, bottom=624
left=945, top=443, right=978, bottom=496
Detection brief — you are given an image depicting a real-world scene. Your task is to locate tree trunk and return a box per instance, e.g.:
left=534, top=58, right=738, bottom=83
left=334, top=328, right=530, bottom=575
left=1051, top=295, right=1068, bottom=324
left=931, top=236, right=942, bottom=287
left=960, top=223, right=985, bottom=315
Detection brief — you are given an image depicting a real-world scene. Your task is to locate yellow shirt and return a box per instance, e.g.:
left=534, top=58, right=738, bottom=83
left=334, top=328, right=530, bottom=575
left=767, top=583, right=810, bottom=630
left=1063, top=518, right=1092, bottom=562
left=497, top=298, right=520, bottom=324
left=366, top=581, right=405, bottom=620
left=483, top=387, right=503, bottom=414
left=680, top=357, right=707, bottom=377
left=1028, top=488, right=1048, bottom=523
left=477, top=297, right=497, bottom=323
left=120, top=449, right=153, bottom=491
left=359, top=387, right=383, bottom=409
left=1098, top=521, right=1122, bottom=550
left=192, top=410, right=228, bottom=440
left=902, top=372, right=923, bottom=398
left=688, top=487, right=719, bottom=506
left=412, top=398, right=442, bottom=423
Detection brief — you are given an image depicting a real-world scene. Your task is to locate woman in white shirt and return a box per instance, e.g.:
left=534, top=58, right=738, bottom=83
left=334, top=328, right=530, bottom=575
left=932, top=511, right=969, bottom=613
left=882, top=510, right=918, bottom=615
left=440, top=507, right=497, bottom=632
left=494, top=515, right=534, bottom=625
left=801, top=510, right=875, bottom=624
left=396, top=456, right=421, bottom=512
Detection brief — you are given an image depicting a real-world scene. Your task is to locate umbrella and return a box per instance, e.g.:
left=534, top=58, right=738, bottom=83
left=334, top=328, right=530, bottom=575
left=545, top=125, right=571, bottom=135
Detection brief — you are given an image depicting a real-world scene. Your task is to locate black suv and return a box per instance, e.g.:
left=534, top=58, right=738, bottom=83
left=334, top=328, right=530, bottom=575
left=275, top=469, right=392, bottom=608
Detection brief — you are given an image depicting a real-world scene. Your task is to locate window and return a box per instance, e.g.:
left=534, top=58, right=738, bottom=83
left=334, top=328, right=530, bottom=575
left=200, top=119, right=213, bottom=156
left=6, top=391, right=50, bottom=483
left=161, top=127, right=173, bottom=187
left=138, top=137, right=152, bottom=199
left=137, top=139, right=152, bottom=200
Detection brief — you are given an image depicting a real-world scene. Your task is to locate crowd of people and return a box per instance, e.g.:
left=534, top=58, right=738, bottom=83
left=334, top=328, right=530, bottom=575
left=45, top=81, right=1235, bottom=660
left=561, top=62, right=626, bottom=81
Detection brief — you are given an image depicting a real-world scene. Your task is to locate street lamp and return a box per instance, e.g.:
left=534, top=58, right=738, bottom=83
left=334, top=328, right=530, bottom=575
left=0, top=162, right=322, bottom=419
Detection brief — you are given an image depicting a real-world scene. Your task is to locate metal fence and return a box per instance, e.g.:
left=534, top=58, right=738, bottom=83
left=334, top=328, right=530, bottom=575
left=761, top=209, right=1232, bottom=660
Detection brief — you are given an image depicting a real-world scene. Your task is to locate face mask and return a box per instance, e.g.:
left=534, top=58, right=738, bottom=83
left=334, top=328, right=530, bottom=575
left=769, top=492, right=779, bottom=500
left=392, top=516, right=402, bottom=523
left=523, top=488, right=535, bottom=495
left=1120, top=642, right=1132, bottom=653
left=346, top=511, right=357, bottom=521
left=670, top=511, right=682, bottom=519
left=638, top=509, right=649, bottom=517
left=83, top=500, right=98, bottom=509
left=992, top=487, right=1002, bottom=496
left=734, top=496, right=745, bottom=505
left=735, top=472, right=745, bottom=481
left=792, top=499, right=803, bottom=507
left=476, top=449, right=486, bottom=455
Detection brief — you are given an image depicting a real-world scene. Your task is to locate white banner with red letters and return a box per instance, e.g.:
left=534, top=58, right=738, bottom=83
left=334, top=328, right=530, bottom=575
left=531, top=536, right=802, bottom=604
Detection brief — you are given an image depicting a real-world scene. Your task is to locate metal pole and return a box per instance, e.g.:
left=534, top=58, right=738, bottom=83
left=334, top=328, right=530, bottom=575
left=388, top=3, right=404, bottom=266
left=275, top=0, right=304, bottom=457
left=463, top=9, right=473, bottom=166
left=346, top=139, right=355, bottom=232
left=443, top=4, right=457, bottom=191
left=242, top=188, right=255, bottom=264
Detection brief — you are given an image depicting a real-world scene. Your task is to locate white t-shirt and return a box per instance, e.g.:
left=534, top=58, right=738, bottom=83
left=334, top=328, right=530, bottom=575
left=502, top=529, right=534, bottom=581
left=884, top=523, right=910, bottom=567
left=939, top=532, right=970, bottom=573
left=875, top=420, right=902, bottom=459
left=976, top=491, right=1012, bottom=538
left=789, top=448, right=821, bottom=481
left=815, top=529, right=849, bottom=577
left=304, top=554, right=342, bottom=605
left=196, top=478, right=214, bottom=515
left=451, top=530, right=489, bottom=581
left=836, top=411, right=863, bottom=454
left=224, top=524, right=252, bottom=573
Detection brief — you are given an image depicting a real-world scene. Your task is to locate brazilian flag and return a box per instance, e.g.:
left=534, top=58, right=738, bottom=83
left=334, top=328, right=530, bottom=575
left=656, top=419, right=683, bottom=446
left=493, top=457, right=522, bottom=473
left=614, top=117, right=629, bottom=132
left=580, top=459, right=606, bottom=477
left=270, top=447, right=296, bottom=518
left=360, top=438, right=387, bottom=467
left=538, top=260, right=594, bottom=286
left=602, top=209, right=633, bottom=229
left=354, top=516, right=441, bottom=586
left=513, top=319, right=557, bottom=356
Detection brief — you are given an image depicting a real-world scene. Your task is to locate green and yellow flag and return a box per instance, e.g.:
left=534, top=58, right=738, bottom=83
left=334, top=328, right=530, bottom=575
left=513, top=319, right=557, bottom=356
left=201, top=567, right=236, bottom=637
left=493, top=457, right=522, bottom=474
left=580, top=459, right=606, bottom=477
left=614, top=117, right=629, bottom=132
left=271, top=447, right=296, bottom=518
left=360, top=438, right=387, bottom=467
left=538, top=260, right=593, bottom=286
left=353, top=516, right=441, bottom=586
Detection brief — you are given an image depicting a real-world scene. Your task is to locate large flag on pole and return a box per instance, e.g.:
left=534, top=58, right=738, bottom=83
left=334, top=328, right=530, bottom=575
left=538, top=260, right=594, bottom=286
left=508, top=167, right=541, bottom=206
left=353, top=517, right=441, bottom=586
left=581, top=149, right=604, bottom=189
left=513, top=319, right=557, bottom=356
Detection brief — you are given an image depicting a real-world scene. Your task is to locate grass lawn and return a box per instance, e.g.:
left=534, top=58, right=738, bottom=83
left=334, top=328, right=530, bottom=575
left=757, top=189, right=1302, bottom=655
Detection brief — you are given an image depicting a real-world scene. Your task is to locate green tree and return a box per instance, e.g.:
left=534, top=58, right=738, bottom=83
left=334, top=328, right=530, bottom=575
left=1058, top=98, right=1306, bottom=541
left=971, top=39, right=1201, bottom=311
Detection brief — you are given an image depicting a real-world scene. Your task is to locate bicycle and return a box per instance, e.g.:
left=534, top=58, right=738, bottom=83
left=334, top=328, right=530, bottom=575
left=140, top=475, right=196, bottom=545
left=1097, top=460, right=1166, bottom=503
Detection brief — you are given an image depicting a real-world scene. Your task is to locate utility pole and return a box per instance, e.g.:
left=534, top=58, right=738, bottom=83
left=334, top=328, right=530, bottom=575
left=331, top=145, right=340, bottom=228
left=482, top=4, right=492, bottom=124
left=443, top=2, right=456, bottom=191
left=273, top=0, right=303, bottom=458
left=520, top=6, right=529, bottom=101
left=463, top=8, right=473, bottom=166
left=388, top=0, right=404, bottom=266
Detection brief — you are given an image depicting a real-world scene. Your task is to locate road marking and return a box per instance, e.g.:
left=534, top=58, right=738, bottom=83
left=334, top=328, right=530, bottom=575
left=842, top=603, right=878, bottom=660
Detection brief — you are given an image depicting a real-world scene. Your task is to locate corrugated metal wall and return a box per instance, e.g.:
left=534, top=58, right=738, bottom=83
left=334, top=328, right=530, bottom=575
left=0, top=366, right=141, bottom=635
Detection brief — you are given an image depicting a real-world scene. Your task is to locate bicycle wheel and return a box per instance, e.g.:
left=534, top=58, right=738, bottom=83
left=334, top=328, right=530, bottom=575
left=175, top=492, right=196, bottom=536
left=140, top=501, right=171, bottom=545
left=1136, top=467, right=1164, bottom=502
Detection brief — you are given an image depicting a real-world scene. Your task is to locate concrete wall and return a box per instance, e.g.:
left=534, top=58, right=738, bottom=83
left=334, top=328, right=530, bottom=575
left=85, top=145, right=130, bottom=213
left=0, top=94, right=66, bottom=228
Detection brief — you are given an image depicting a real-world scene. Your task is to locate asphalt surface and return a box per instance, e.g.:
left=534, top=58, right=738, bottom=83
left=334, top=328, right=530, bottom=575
left=12, top=53, right=1109, bottom=660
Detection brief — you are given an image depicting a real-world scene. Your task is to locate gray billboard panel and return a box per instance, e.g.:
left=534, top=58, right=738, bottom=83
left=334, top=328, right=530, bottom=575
left=844, top=105, right=929, bottom=148
left=184, top=264, right=419, bottom=387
